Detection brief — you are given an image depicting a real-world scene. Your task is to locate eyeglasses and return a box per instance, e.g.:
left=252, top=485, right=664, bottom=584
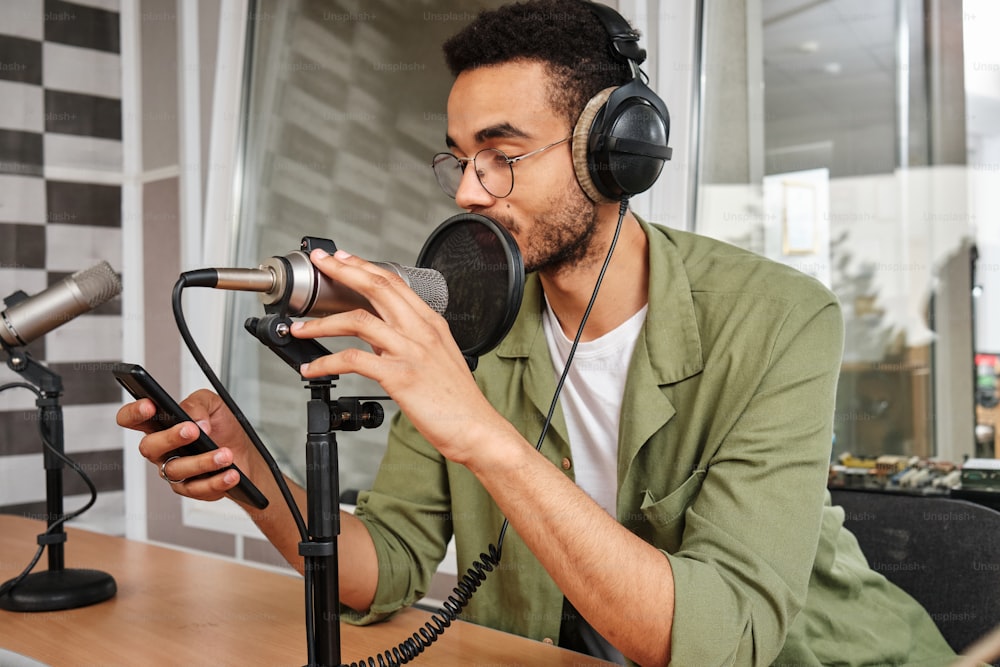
left=430, top=137, right=571, bottom=199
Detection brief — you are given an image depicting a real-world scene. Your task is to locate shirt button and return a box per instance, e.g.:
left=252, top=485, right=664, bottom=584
left=543, top=637, right=554, bottom=644
left=561, top=457, right=572, bottom=470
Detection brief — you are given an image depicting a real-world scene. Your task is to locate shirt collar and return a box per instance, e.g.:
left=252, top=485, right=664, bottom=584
left=494, top=215, right=704, bottom=386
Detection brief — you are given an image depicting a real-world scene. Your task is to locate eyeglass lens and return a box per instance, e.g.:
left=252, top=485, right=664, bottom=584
left=432, top=148, right=513, bottom=199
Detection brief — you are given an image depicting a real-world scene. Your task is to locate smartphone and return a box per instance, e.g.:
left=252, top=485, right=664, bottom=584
left=111, top=362, right=269, bottom=509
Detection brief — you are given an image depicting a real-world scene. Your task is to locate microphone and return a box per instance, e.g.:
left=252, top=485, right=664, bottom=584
left=182, top=213, right=524, bottom=358
left=1, top=261, right=122, bottom=348
left=0, top=261, right=122, bottom=612
left=181, top=250, right=449, bottom=318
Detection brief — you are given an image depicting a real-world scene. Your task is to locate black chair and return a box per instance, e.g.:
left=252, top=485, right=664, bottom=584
left=831, top=488, right=1000, bottom=662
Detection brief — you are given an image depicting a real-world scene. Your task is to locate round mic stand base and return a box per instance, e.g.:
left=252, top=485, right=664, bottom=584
left=0, top=569, right=117, bottom=612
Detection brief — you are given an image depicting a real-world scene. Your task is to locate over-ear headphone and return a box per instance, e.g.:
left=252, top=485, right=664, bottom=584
left=572, top=2, right=672, bottom=203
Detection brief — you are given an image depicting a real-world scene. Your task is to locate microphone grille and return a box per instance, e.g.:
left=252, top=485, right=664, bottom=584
left=398, top=266, right=448, bottom=315
left=71, top=261, right=123, bottom=308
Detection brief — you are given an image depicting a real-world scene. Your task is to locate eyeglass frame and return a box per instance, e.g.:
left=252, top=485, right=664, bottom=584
left=430, top=136, right=572, bottom=199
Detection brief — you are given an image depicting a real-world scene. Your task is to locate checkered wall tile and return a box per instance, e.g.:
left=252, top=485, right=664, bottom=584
left=0, top=0, right=125, bottom=533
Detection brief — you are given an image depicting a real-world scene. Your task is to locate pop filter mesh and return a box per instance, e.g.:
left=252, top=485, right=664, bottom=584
left=417, top=213, right=524, bottom=357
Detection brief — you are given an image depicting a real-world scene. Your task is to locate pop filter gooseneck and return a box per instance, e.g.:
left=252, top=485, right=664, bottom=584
left=416, top=213, right=524, bottom=364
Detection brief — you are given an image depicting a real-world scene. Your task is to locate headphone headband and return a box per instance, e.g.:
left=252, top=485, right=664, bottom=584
left=585, top=1, right=646, bottom=67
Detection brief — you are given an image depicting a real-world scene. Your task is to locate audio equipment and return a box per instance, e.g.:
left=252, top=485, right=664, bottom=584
left=183, top=253, right=447, bottom=317
left=183, top=213, right=523, bottom=361
left=1, top=261, right=122, bottom=348
left=572, top=1, right=673, bottom=203
left=416, top=212, right=524, bottom=358
left=0, top=262, right=122, bottom=613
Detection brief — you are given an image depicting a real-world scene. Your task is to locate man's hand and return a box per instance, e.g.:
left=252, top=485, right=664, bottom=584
left=290, top=248, right=520, bottom=467
left=116, top=389, right=257, bottom=502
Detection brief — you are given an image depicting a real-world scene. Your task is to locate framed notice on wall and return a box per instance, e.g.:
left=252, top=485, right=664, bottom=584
left=763, top=166, right=831, bottom=287
left=781, top=180, right=819, bottom=255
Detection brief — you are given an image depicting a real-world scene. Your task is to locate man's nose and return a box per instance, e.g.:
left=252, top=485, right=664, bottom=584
left=453, top=163, right=496, bottom=210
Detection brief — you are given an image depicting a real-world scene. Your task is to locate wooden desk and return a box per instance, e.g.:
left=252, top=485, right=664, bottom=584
left=0, top=515, right=613, bottom=666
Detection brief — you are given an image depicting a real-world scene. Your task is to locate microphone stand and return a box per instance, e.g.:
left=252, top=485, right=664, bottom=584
left=0, top=339, right=117, bottom=611
left=244, top=315, right=384, bottom=667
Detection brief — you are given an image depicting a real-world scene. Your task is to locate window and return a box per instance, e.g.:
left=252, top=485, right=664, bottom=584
left=696, top=0, right=991, bottom=463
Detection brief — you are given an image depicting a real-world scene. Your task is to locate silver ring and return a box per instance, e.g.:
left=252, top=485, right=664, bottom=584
left=159, top=455, right=186, bottom=484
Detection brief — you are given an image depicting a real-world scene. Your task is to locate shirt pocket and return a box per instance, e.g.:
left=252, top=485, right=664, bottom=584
left=636, top=469, right=706, bottom=553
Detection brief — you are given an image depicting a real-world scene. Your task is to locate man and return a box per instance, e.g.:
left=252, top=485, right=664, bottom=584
left=118, top=2, right=956, bottom=665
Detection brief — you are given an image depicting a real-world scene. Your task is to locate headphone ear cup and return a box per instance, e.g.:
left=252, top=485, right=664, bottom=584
left=598, top=94, right=669, bottom=197
left=572, top=87, right=618, bottom=205
left=574, top=85, right=670, bottom=202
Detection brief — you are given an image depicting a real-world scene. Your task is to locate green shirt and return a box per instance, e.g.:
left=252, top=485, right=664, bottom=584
left=346, top=219, right=954, bottom=666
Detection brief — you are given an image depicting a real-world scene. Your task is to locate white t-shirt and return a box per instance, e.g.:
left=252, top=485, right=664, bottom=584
left=542, top=297, right=648, bottom=516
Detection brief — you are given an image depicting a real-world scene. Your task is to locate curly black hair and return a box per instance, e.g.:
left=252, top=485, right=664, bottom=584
left=441, top=0, right=633, bottom=127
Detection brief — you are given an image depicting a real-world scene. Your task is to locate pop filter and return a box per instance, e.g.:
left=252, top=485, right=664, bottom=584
left=417, top=213, right=524, bottom=360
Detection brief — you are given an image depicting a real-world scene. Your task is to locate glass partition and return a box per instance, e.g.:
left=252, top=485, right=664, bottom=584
left=966, top=0, right=1000, bottom=460
left=224, top=0, right=994, bottom=498
left=225, top=0, right=505, bottom=492
left=697, top=0, right=980, bottom=463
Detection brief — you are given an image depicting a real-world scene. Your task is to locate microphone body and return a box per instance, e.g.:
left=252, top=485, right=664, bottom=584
left=194, top=252, right=449, bottom=318
left=1, top=261, right=122, bottom=347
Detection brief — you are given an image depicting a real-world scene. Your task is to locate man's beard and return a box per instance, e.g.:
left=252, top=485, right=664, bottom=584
left=491, top=188, right=600, bottom=275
